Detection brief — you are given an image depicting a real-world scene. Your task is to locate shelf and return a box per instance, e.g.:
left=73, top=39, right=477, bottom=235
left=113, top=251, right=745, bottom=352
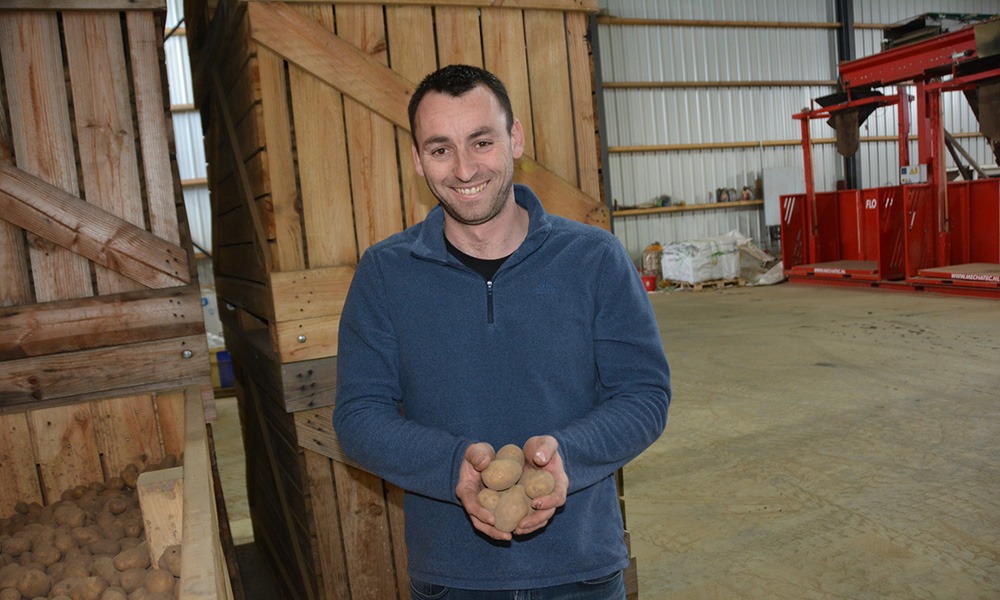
left=613, top=199, right=763, bottom=218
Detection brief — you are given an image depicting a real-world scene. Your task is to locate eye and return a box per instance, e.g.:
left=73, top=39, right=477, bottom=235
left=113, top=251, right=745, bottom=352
left=474, top=140, right=493, bottom=150
left=429, top=147, right=450, bottom=157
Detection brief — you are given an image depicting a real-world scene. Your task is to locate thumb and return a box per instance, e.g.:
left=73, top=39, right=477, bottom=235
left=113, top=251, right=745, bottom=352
left=524, top=435, right=558, bottom=467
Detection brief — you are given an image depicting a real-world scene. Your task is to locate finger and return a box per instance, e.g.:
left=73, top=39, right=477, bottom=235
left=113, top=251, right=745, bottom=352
left=515, top=508, right=555, bottom=535
left=465, top=442, right=495, bottom=471
left=524, top=435, right=558, bottom=467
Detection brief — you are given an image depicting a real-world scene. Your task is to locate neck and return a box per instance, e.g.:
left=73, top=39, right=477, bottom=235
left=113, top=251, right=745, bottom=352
left=444, top=196, right=529, bottom=259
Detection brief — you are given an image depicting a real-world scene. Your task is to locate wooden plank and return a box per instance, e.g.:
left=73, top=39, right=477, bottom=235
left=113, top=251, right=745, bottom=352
left=435, top=6, right=483, bottom=67
left=514, top=156, right=608, bottom=227
left=0, top=411, right=43, bottom=515
left=0, top=0, right=166, bottom=9
left=482, top=7, right=535, bottom=158
left=273, top=0, right=598, bottom=9
left=295, top=407, right=357, bottom=468
left=303, top=449, right=351, bottom=600
left=214, top=242, right=269, bottom=284
left=281, top=355, right=337, bottom=412
left=214, top=273, right=275, bottom=323
left=93, top=394, right=163, bottom=477
left=275, top=314, right=339, bottom=364
left=337, top=4, right=404, bottom=254
left=332, top=460, right=398, bottom=599
left=289, top=4, right=358, bottom=268
left=566, top=11, right=602, bottom=201
left=0, top=334, right=211, bottom=413
left=127, top=11, right=181, bottom=245
left=385, top=5, right=438, bottom=229
left=270, top=266, right=354, bottom=322
left=525, top=10, right=578, bottom=185
left=385, top=483, right=410, bottom=600
left=0, top=285, right=205, bottom=361
left=257, top=47, right=305, bottom=271
left=28, top=402, right=103, bottom=502
left=155, top=390, right=187, bottom=459
left=0, top=162, right=191, bottom=289
left=0, top=49, right=32, bottom=307
left=178, top=386, right=234, bottom=600
left=248, top=1, right=414, bottom=130
left=0, top=11, right=93, bottom=303
left=137, top=466, right=184, bottom=568
left=63, top=11, right=146, bottom=294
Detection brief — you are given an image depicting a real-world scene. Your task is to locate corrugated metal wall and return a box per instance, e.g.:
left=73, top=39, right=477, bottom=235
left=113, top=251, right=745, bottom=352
left=165, top=0, right=211, bottom=254
left=599, top=0, right=999, bottom=261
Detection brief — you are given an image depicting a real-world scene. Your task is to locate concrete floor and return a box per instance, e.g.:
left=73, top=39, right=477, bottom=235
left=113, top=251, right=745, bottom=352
left=213, top=282, right=1000, bottom=599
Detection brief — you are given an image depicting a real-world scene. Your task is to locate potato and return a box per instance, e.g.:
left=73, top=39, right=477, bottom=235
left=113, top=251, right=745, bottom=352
left=15, top=568, right=49, bottom=598
left=28, top=545, right=59, bottom=568
left=117, top=538, right=141, bottom=551
left=72, top=576, right=109, bottom=600
left=54, top=506, right=87, bottom=530
left=140, top=593, right=172, bottom=600
left=98, top=523, right=124, bottom=543
left=493, top=485, right=530, bottom=533
left=113, top=547, right=150, bottom=572
left=156, top=546, right=181, bottom=578
left=481, top=459, right=522, bottom=491
left=50, top=577, right=82, bottom=597
left=0, top=564, right=23, bottom=588
left=476, top=488, right=500, bottom=511
left=519, top=469, right=555, bottom=499
left=71, top=526, right=103, bottom=547
left=144, top=570, right=174, bottom=594
left=0, top=538, right=30, bottom=558
left=104, top=496, right=130, bottom=517
left=53, top=532, right=77, bottom=555
left=495, top=444, right=524, bottom=464
left=89, top=539, right=119, bottom=557
left=117, top=569, right=146, bottom=595
left=0, top=588, right=20, bottom=600
left=100, top=587, right=127, bottom=600
left=62, top=558, right=92, bottom=579
left=119, top=465, right=139, bottom=490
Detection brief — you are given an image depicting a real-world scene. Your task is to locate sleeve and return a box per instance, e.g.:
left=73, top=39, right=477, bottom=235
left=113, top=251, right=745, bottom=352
left=333, top=249, right=470, bottom=503
left=553, top=239, right=671, bottom=493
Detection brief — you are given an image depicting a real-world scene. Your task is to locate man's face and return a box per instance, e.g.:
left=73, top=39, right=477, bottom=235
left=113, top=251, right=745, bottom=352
left=410, top=85, right=525, bottom=227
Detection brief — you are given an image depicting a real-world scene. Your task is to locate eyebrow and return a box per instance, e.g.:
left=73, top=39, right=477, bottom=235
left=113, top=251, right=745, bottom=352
left=419, top=126, right=499, bottom=151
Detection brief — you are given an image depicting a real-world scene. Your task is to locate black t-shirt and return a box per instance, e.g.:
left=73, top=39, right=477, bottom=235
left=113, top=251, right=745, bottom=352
left=445, top=236, right=511, bottom=281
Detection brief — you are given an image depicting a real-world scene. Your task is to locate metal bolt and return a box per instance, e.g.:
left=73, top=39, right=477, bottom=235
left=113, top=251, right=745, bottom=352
left=181, top=350, right=193, bottom=359
left=297, top=335, right=307, bottom=343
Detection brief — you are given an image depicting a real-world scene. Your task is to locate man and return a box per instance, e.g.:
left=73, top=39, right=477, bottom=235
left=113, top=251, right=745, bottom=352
left=334, top=64, right=670, bottom=599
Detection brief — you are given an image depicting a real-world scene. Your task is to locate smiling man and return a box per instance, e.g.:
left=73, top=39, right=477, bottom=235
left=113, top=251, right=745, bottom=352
left=334, top=65, right=671, bottom=599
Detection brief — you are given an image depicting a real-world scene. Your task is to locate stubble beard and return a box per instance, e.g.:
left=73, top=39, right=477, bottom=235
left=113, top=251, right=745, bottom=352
left=435, top=174, right=515, bottom=227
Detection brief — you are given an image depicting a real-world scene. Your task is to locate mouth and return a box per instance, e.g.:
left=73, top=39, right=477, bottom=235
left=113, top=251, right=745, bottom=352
left=452, top=181, right=488, bottom=196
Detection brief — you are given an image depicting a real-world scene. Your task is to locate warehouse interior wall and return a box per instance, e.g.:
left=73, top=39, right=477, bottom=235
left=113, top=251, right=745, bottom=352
left=598, top=0, right=1000, bottom=261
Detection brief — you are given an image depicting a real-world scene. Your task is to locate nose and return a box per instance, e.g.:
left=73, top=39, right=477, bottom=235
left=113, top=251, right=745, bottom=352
left=453, top=147, right=477, bottom=182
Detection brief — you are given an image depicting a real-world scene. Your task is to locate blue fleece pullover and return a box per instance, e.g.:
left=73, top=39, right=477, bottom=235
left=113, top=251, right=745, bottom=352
left=334, top=185, right=670, bottom=590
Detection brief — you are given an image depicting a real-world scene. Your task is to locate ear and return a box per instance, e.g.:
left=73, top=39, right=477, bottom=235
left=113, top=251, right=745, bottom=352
left=510, top=118, right=525, bottom=160
left=411, top=141, right=425, bottom=177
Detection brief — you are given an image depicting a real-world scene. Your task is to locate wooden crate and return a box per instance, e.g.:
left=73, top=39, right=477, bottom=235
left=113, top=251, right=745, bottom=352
left=183, top=1, right=637, bottom=598
left=1, top=1, right=231, bottom=597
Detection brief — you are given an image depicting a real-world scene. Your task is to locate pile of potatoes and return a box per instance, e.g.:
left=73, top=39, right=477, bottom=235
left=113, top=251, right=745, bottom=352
left=476, top=444, right=555, bottom=533
left=0, top=457, right=182, bottom=600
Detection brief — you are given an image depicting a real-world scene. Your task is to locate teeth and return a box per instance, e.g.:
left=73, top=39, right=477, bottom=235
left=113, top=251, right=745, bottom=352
left=455, top=182, right=487, bottom=196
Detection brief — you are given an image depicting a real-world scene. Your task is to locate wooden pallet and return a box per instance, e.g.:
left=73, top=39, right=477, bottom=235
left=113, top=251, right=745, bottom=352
left=667, top=277, right=746, bottom=291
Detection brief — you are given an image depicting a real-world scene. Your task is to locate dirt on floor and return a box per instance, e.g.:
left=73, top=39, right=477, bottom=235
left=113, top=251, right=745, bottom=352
left=628, top=282, right=1000, bottom=600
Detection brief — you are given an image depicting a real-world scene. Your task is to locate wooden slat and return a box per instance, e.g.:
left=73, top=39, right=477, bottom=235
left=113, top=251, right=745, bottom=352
left=214, top=243, right=269, bottom=284
left=514, top=156, right=608, bottom=227
left=0, top=411, right=43, bottom=515
left=385, top=5, right=438, bottom=229
left=178, top=386, right=235, bottom=600
left=0, top=162, right=191, bottom=289
left=525, top=10, right=578, bottom=185
left=481, top=7, right=535, bottom=158
left=566, top=12, right=602, bottom=201
left=127, top=11, right=181, bottom=245
left=0, top=39, right=32, bottom=306
left=0, top=335, right=211, bottom=413
left=337, top=4, right=404, bottom=254
left=303, top=450, right=352, bottom=600
left=257, top=47, right=305, bottom=271
left=275, top=315, right=339, bottom=364
left=0, top=286, right=205, bottom=361
left=63, top=11, right=146, bottom=294
left=0, top=0, right=166, bottom=9
left=29, top=402, right=103, bottom=502
left=295, top=407, right=357, bottom=468
left=248, top=1, right=414, bottom=130
left=270, top=266, right=354, bottom=322
left=214, top=274, right=276, bottom=323
left=137, top=466, right=185, bottom=568
left=93, top=394, right=163, bottom=477
left=0, top=11, right=93, bottom=303
left=155, top=390, right=187, bottom=459
left=290, top=5, right=358, bottom=267
left=273, top=0, right=598, bottom=9
left=332, top=460, right=398, bottom=599
left=385, top=483, right=410, bottom=600
left=435, top=6, right=483, bottom=67
left=281, top=356, right=337, bottom=412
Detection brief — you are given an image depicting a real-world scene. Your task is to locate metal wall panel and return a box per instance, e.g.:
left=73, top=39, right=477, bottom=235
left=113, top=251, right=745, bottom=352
left=172, top=110, right=207, bottom=182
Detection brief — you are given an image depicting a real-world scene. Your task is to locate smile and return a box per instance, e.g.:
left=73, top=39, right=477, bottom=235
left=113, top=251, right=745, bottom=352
left=453, top=182, right=488, bottom=196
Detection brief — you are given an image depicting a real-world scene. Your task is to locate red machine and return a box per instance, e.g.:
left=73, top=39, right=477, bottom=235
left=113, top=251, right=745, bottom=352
left=781, top=15, right=1000, bottom=297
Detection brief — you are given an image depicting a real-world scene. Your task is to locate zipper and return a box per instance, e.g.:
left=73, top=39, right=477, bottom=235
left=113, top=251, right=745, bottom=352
left=486, top=280, right=494, bottom=324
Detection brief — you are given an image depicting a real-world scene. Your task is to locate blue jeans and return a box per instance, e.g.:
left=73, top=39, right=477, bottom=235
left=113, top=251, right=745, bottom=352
left=409, top=570, right=625, bottom=600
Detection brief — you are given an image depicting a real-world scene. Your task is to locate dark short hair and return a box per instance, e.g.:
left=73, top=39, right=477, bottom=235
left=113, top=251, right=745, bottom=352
left=408, top=64, right=514, bottom=138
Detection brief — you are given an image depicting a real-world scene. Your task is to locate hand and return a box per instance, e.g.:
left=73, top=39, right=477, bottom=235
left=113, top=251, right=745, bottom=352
left=455, top=442, right=513, bottom=541
left=515, top=435, right=568, bottom=535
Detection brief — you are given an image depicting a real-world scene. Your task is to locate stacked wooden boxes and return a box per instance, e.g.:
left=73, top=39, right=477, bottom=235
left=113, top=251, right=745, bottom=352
left=0, top=1, right=231, bottom=597
left=183, top=1, right=633, bottom=598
